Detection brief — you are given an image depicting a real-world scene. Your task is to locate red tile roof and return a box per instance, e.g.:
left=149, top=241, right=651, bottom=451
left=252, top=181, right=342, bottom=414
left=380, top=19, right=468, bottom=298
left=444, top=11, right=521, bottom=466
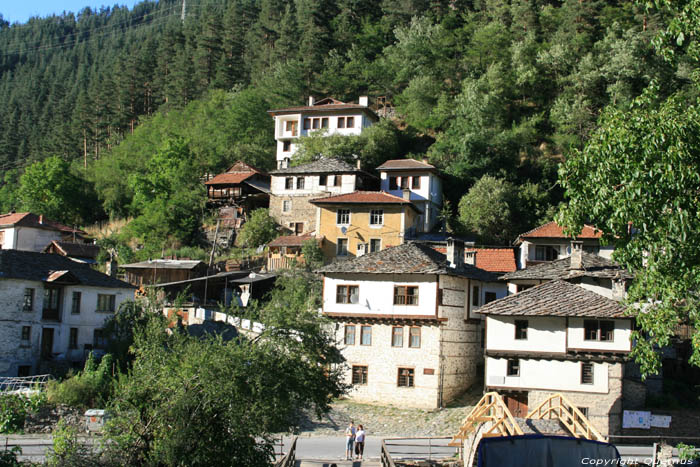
left=268, top=234, right=315, bottom=247
left=205, top=161, right=265, bottom=186
left=516, top=221, right=602, bottom=242
left=310, top=191, right=417, bottom=209
left=377, top=159, right=436, bottom=171
left=432, top=246, right=517, bottom=273
left=0, top=212, right=85, bottom=234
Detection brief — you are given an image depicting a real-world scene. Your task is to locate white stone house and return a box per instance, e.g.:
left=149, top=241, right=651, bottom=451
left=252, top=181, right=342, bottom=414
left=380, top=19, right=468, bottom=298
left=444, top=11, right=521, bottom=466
left=316, top=240, right=507, bottom=408
left=268, top=97, right=378, bottom=168
left=514, top=221, right=613, bottom=268
left=0, top=250, right=134, bottom=377
left=377, top=159, right=443, bottom=233
left=0, top=212, right=89, bottom=252
left=480, top=279, right=633, bottom=437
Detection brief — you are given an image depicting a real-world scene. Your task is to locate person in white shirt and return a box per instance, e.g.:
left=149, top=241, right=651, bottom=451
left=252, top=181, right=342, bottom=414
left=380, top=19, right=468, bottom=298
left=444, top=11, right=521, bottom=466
left=344, top=421, right=356, bottom=460
left=355, top=424, right=366, bottom=460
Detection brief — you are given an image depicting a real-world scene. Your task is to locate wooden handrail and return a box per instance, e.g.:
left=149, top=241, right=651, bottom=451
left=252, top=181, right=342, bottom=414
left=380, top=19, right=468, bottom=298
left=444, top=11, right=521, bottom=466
left=526, top=393, right=605, bottom=442
left=381, top=439, right=397, bottom=467
left=449, top=392, right=523, bottom=446
left=275, top=437, right=297, bottom=467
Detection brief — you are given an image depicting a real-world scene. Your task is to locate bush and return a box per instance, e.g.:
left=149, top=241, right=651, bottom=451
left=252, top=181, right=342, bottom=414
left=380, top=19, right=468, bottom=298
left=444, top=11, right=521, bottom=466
left=0, top=446, right=21, bottom=466
left=47, top=353, right=116, bottom=410
left=47, top=419, right=95, bottom=466
left=0, top=392, right=47, bottom=434
left=236, top=209, right=278, bottom=248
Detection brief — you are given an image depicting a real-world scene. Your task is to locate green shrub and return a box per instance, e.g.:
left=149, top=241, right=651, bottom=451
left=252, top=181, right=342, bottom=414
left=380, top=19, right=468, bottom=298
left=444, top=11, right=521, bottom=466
left=0, top=392, right=47, bottom=434
left=0, top=446, right=22, bottom=466
left=47, top=353, right=116, bottom=410
left=47, top=419, right=94, bottom=466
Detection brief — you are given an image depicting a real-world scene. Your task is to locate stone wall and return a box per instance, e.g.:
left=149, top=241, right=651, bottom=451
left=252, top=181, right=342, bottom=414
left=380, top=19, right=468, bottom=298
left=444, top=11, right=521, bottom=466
left=0, top=279, right=40, bottom=376
left=269, top=194, right=319, bottom=234
left=527, top=362, right=624, bottom=437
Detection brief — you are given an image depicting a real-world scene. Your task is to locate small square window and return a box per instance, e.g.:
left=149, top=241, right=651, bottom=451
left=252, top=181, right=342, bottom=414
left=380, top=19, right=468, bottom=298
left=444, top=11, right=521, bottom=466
left=312, top=118, right=320, bottom=129
left=369, top=210, right=383, bottom=226
left=319, top=174, right=327, bottom=186
left=285, top=177, right=294, bottom=190
left=397, top=368, right=414, bottom=387
left=282, top=200, right=291, bottom=212
left=507, top=359, right=520, bottom=377
left=346, top=116, right=354, bottom=128
left=578, top=407, right=589, bottom=417
left=97, top=294, right=116, bottom=313
left=336, top=209, right=350, bottom=225
left=283, top=141, right=291, bottom=152
left=409, top=327, right=421, bottom=348
left=400, top=177, right=409, bottom=189
left=21, top=326, right=31, bottom=341
left=391, top=327, right=403, bottom=347
left=361, top=326, right=372, bottom=345
left=515, top=320, right=528, bottom=340
left=303, top=118, right=311, bottom=130
left=296, top=177, right=305, bottom=189
left=337, top=238, right=349, bottom=257
left=369, top=238, right=381, bottom=253
left=344, top=325, right=355, bottom=345
left=394, top=286, right=419, bottom=306
left=321, top=117, right=329, bottom=128
left=581, top=362, right=594, bottom=385
left=352, top=365, right=368, bottom=385
left=336, top=285, right=358, bottom=304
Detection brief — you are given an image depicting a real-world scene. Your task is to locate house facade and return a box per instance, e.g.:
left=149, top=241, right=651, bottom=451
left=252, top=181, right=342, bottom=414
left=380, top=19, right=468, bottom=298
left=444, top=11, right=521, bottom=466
left=317, top=240, right=507, bottom=408
left=268, top=97, right=378, bottom=168
left=204, top=161, right=270, bottom=228
left=377, top=159, right=443, bottom=233
left=480, top=279, right=632, bottom=436
left=268, top=158, right=378, bottom=235
left=0, top=250, right=134, bottom=377
left=310, top=191, right=419, bottom=261
left=0, top=212, right=88, bottom=252
left=514, top=221, right=613, bottom=268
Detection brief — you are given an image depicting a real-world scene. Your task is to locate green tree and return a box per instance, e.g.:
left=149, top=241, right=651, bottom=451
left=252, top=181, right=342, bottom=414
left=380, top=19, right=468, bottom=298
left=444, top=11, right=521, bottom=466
left=236, top=208, right=279, bottom=248
left=301, top=238, right=325, bottom=270
left=457, top=175, right=515, bottom=245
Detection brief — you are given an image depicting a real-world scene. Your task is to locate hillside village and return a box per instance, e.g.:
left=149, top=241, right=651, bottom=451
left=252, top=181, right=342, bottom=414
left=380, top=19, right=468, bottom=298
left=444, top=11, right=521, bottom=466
left=0, top=0, right=699, bottom=465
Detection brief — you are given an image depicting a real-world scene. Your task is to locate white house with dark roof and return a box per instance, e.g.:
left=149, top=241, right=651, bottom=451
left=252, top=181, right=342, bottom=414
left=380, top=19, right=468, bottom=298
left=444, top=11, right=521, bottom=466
left=480, top=279, right=633, bottom=436
left=0, top=250, right=134, bottom=377
left=377, top=159, right=443, bottom=233
left=268, top=97, right=378, bottom=168
left=316, top=239, right=507, bottom=408
left=0, top=212, right=89, bottom=252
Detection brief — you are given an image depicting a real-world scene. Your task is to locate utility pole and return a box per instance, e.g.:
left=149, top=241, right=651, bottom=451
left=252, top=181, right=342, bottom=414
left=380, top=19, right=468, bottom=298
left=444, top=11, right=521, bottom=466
left=181, top=0, right=186, bottom=22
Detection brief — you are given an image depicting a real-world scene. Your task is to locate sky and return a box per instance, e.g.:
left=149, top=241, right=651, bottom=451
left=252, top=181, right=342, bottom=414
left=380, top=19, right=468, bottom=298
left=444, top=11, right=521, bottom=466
left=1, top=1, right=142, bottom=24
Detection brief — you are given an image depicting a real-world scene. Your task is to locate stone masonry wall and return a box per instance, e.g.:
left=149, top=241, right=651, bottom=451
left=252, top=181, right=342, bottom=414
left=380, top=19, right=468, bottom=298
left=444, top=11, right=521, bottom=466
left=527, top=362, right=624, bottom=437
left=0, top=279, right=42, bottom=376
left=269, top=194, right=319, bottom=234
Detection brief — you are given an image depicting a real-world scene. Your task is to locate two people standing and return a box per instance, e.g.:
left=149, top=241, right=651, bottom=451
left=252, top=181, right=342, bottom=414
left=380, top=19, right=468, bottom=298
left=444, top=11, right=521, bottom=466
left=344, top=421, right=366, bottom=461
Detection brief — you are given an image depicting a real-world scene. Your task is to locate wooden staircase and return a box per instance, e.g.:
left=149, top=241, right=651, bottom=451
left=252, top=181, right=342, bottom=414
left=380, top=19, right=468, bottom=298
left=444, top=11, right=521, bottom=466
left=448, top=392, right=605, bottom=448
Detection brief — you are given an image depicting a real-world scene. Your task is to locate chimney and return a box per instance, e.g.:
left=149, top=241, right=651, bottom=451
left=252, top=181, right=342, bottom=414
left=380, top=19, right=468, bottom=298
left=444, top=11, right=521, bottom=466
left=465, top=250, right=476, bottom=266
left=422, top=158, right=429, bottom=164
left=39, top=215, right=43, bottom=224
left=612, top=277, right=626, bottom=301
left=402, top=189, right=411, bottom=201
left=447, top=238, right=465, bottom=269
left=308, top=96, right=315, bottom=106
left=359, top=96, right=368, bottom=107
left=106, top=258, right=118, bottom=278
left=570, top=240, right=583, bottom=270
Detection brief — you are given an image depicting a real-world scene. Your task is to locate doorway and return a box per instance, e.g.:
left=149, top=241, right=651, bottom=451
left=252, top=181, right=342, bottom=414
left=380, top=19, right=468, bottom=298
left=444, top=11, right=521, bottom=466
left=504, top=392, right=529, bottom=418
left=41, top=328, right=54, bottom=359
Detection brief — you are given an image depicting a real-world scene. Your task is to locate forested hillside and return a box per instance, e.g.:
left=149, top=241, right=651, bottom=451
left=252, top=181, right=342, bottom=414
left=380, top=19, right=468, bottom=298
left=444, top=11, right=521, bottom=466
left=0, top=0, right=695, bottom=249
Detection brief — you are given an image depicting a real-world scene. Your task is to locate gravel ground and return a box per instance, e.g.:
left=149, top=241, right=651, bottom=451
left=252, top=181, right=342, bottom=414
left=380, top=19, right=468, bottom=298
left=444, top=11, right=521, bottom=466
left=293, top=384, right=483, bottom=438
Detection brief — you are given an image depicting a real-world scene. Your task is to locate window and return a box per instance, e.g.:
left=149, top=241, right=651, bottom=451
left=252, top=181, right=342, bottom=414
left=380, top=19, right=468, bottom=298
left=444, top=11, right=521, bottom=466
left=337, top=238, right=349, bottom=256
left=93, top=329, right=107, bottom=349
left=581, top=362, right=594, bottom=384
left=411, top=176, right=421, bottom=189
left=391, top=327, right=403, bottom=347
left=319, top=174, right=327, bottom=186
left=583, top=245, right=600, bottom=254
left=344, top=325, right=356, bottom=345
left=409, top=327, right=421, bottom=348
left=507, top=359, right=520, bottom=377
left=69, top=328, right=78, bottom=349
left=389, top=177, right=398, bottom=190
left=336, top=209, right=350, bottom=225
left=294, top=223, right=304, bottom=235
left=485, top=292, right=497, bottom=304
left=312, top=118, right=320, bottom=129
left=584, top=320, right=615, bottom=341
left=282, top=141, right=291, bottom=152
left=333, top=175, right=341, bottom=186
left=369, top=210, right=383, bottom=226
left=346, top=116, right=354, bottom=128
left=97, top=294, right=116, bottom=313
left=71, top=292, right=81, bottom=314
left=285, top=120, right=297, bottom=136
left=43, top=288, right=60, bottom=320
left=515, top=320, right=528, bottom=340
left=23, top=288, right=34, bottom=311
left=578, top=407, right=589, bottom=417
left=21, top=326, right=31, bottom=341
left=361, top=326, right=372, bottom=345
left=296, top=177, right=305, bottom=189
left=303, top=118, right=311, bottom=130
left=352, top=365, right=368, bottom=384
left=285, top=177, right=294, bottom=190
left=369, top=238, right=381, bottom=253
left=282, top=200, right=291, bottom=212
left=400, top=177, right=409, bottom=189
left=397, top=368, right=414, bottom=387
left=336, top=285, right=359, bottom=304
left=516, top=284, right=533, bottom=293
left=394, top=286, right=419, bottom=305
left=321, top=117, right=329, bottom=128
left=472, top=286, right=480, bottom=306
left=535, top=245, right=558, bottom=261
left=338, top=117, right=346, bottom=128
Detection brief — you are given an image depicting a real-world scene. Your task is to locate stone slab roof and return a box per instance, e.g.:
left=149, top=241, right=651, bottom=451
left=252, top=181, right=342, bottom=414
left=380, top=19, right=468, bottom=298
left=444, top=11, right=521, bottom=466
left=377, top=159, right=437, bottom=171
left=515, top=221, right=602, bottom=245
left=0, top=250, right=133, bottom=289
left=268, top=99, right=378, bottom=119
left=270, top=157, right=368, bottom=175
left=43, top=241, right=101, bottom=260
left=316, top=242, right=498, bottom=281
left=120, top=259, right=205, bottom=270
left=477, top=280, right=628, bottom=318
left=502, top=252, right=632, bottom=281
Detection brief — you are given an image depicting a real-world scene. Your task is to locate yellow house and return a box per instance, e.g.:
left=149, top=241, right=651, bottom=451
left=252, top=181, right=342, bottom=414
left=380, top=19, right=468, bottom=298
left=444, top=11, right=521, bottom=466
left=310, top=191, right=420, bottom=261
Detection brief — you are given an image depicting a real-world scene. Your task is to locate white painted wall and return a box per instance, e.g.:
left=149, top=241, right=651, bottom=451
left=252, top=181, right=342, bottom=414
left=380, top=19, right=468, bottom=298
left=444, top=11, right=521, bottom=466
left=486, top=356, right=610, bottom=393
left=517, top=239, right=614, bottom=268
left=0, top=227, right=63, bottom=252
left=323, top=273, right=438, bottom=317
left=270, top=173, right=357, bottom=197
left=486, top=316, right=567, bottom=353
left=567, top=317, right=632, bottom=352
left=469, top=280, right=509, bottom=319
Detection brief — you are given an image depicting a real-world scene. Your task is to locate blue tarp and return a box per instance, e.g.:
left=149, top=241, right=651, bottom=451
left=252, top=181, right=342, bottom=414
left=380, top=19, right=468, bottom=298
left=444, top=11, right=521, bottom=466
left=477, top=435, right=621, bottom=467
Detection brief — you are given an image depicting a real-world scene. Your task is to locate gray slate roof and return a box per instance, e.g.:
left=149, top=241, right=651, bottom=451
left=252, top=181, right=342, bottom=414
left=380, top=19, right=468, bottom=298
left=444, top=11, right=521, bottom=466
left=477, top=280, right=628, bottom=318
left=316, top=242, right=498, bottom=282
left=270, top=157, right=364, bottom=175
left=502, top=252, right=632, bottom=281
left=0, top=250, right=134, bottom=289
left=120, top=259, right=205, bottom=270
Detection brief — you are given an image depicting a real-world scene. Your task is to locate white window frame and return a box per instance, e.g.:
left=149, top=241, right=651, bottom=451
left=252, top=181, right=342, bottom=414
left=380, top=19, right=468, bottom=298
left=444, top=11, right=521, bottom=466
left=282, top=200, right=291, bottom=212
left=336, top=209, right=350, bottom=226
left=369, top=238, right=381, bottom=253
left=369, top=209, right=384, bottom=227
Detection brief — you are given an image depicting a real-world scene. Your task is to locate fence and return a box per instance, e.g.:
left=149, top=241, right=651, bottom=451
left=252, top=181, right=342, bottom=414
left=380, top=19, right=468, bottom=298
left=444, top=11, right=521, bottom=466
left=381, top=437, right=459, bottom=466
left=0, top=375, right=52, bottom=394
left=274, top=437, right=297, bottom=467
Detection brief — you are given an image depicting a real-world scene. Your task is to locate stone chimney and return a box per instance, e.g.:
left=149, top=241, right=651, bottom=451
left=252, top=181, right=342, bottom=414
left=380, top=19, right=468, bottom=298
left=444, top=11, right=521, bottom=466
left=447, top=238, right=465, bottom=269
left=570, top=240, right=583, bottom=270
left=465, top=250, right=476, bottom=266
left=359, top=96, right=369, bottom=107
left=308, top=96, right=315, bottom=106
left=612, top=277, right=626, bottom=301
left=402, top=189, right=411, bottom=201
left=106, top=258, right=118, bottom=278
